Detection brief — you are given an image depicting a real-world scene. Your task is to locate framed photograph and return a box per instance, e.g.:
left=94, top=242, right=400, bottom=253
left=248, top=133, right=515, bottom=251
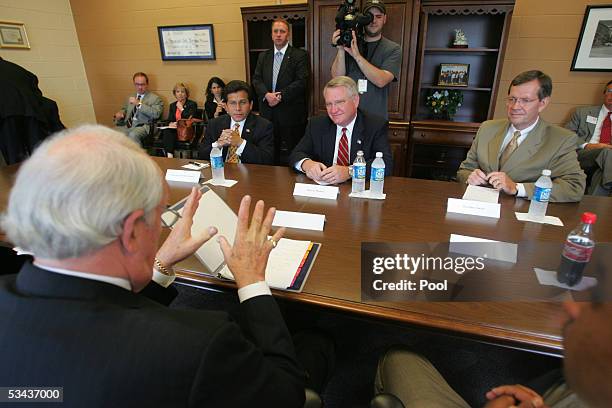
left=438, top=63, right=469, bottom=87
left=157, top=24, right=216, bottom=61
left=571, top=5, right=612, bottom=71
left=0, top=21, right=30, bottom=49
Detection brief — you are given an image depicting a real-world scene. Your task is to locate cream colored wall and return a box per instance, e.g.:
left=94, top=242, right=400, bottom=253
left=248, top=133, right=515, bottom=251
left=0, top=0, right=96, bottom=126
left=494, top=0, right=612, bottom=125
left=69, top=0, right=304, bottom=126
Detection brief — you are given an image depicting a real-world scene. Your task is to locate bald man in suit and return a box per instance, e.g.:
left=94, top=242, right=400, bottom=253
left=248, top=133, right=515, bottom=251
left=457, top=70, right=585, bottom=202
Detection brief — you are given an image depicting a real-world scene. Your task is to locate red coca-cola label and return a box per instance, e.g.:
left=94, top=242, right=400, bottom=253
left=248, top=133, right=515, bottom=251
left=561, top=241, right=593, bottom=263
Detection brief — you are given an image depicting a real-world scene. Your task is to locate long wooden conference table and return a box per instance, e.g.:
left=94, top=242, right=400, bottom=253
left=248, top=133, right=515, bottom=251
left=1, top=158, right=610, bottom=357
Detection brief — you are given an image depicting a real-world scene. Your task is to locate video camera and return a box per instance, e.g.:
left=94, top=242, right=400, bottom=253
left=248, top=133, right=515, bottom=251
left=334, top=0, right=373, bottom=48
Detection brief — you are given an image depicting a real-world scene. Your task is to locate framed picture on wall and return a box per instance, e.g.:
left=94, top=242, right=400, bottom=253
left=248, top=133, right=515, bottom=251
left=0, top=21, right=30, bottom=49
left=157, top=24, right=216, bottom=61
left=571, top=5, right=612, bottom=71
left=437, top=63, right=469, bottom=87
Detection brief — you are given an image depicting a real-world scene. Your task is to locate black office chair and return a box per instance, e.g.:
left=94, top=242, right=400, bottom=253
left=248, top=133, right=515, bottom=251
left=142, top=118, right=166, bottom=157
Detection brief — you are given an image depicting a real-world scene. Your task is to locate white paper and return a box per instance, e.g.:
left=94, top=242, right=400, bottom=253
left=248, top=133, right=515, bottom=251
left=447, top=198, right=501, bottom=219
left=515, top=212, right=564, bottom=226
left=165, top=169, right=201, bottom=183
left=157, top=126, right=172, bottom=130
left=273, top=210, right=325, bottom=231
left=314, top=179, right=332, bottom=186
left=293, top=183, right=339, bottom=200
left=449, top=234, right=518, bottom=264
left=586, top=115, right=598, bottom=125
left=534, top=268, right=597, bottom=291
left=349, top=190, right=386, bottom=200
left=219, top=238, right=311, bottom=289
left=205, top=179, right=238, bottom=187
left=462, top=185, right=499, bottom=203
left=182, top=162, right=209, bottom=170
left=357, top=78, right=368, bottom=93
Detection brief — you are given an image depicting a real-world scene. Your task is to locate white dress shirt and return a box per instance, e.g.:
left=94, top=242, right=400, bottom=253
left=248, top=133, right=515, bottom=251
left=499, top=117, right=540, bottom=198
left=581, top=104, right=611, bottom=148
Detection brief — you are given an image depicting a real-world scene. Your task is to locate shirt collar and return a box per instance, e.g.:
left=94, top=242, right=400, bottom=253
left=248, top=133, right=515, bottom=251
left=337, top=114, right=358, bottom=135
left=230, top=117, right=247, bottom=129
left=34, top=262, right=132, bottom=291
left=275, top=43, right=289, bottom=55
left=510, top=116, right=539, bottom=136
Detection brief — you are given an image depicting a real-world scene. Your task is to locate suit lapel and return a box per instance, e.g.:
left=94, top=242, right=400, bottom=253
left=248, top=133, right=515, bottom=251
left=585, top=106, right=600, bottom=137
left=502, top=120, right=545, bottom=173
left=277, top=46, right=291, bottom=84
left=488, top=121, right=509, bottom=171
left=264, top=50, right=274, bottom=88
left=350, top=113, right=364, bottom=162
left=323, top=119, right=337, bottom=165
left=243, top=114, right=255, bottom=142
left=221, top=115, right=231, bottom=160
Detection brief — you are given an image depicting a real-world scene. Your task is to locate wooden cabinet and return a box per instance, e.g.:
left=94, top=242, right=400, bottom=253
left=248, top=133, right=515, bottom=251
left=408, top=120, right=477, bottom=180
left=407, top=1, right=514, bottom=179
left=388, top=124, right=409, bottom=177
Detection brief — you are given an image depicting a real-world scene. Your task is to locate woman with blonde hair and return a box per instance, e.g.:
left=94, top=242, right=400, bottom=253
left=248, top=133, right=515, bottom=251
left=162, top=82, right=198, bottom=158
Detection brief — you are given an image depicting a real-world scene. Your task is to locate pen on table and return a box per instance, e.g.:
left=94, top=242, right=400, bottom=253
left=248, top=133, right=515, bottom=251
left=189, top=161, right=202, bottom=167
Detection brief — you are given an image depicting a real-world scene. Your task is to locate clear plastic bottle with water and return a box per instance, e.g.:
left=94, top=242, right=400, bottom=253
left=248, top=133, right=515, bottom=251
left=210, top=142, right=225, bottom=182
left=370, top=152, right=385, bottom=196
left=528, top=169, right=552, bottom=220
left=352, top=150, right=366, bottom=193
left=557, top=212, right=596, bottom=287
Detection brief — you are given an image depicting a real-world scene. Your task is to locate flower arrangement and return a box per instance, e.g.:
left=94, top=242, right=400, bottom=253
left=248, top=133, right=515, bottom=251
left=425, top=89, right=463, bottom=120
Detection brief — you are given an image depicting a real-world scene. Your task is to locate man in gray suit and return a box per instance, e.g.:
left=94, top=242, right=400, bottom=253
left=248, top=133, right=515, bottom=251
left=457, top=70, right=585, bottom=202
left=565, top=80, right=612, bottom=196
left=114, top=72, right=163, bottom=146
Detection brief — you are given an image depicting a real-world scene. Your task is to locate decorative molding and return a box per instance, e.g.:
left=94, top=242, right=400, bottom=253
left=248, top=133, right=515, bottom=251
left=424, top=6, right=513, bottom=16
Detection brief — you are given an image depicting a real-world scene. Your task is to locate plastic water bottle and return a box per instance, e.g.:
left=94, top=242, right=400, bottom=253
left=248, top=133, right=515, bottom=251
left=527, top=169, right=552, bottom=220
left=370, top=152, right=385, bottom=196
left=352, top=150, right=366, bottom=193
left=210, top=142, right=225, bottom=182
left=557, top=212, right=596, bottom=287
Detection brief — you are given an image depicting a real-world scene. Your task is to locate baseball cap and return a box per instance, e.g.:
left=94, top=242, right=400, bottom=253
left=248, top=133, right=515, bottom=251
left=363, top=0, right=386, bottom=14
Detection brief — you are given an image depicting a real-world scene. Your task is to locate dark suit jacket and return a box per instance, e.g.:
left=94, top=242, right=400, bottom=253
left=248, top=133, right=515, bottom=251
left=199, top=113, right=274, bottom=165
left=165, top=99, right=198, bottom=122
left=565, top=105, right=603, bottom=147
left=252, top=46, right=309, bottom=126
left=0, top=263, right=305, bottom=408
left=204, top=99, right=227, bottom=121
left=289, top=110, right=393, bottom=176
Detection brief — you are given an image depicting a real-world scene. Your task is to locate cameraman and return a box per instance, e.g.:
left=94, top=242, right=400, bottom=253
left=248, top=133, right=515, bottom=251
left=331, top=0, right=401, bottom=121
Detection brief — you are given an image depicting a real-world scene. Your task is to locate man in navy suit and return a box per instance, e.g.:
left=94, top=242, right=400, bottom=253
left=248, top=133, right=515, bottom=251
left=0, top=125, right=304, bottom=407
left=200, top=80, right=274, bottom=165
left=252, top=18, right=309, bottom=165
left=289, top=76, right=392, bottom=184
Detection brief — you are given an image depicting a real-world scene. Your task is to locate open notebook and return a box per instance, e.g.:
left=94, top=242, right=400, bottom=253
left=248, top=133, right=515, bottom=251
left=167, top=186, right=319, bottom=292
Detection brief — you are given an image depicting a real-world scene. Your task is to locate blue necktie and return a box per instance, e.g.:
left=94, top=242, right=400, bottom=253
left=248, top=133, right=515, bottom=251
left=272, top=51, right=283, bottom=92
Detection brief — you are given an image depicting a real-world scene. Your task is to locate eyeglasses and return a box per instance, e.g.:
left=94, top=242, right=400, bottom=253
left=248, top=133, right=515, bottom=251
left=161, top=206, right=181, bottom=228
left=325, top=99, right=347, bottom=109
left=505, top=97, right=538, bottom=106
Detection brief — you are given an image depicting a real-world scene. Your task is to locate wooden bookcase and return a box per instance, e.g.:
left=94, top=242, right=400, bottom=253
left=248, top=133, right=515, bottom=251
left=408, top=1, right=514, bottom=180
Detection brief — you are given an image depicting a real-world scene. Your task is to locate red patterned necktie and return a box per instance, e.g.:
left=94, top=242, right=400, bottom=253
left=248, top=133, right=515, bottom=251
left=337, top=127, right=349, bottom=166
left=600, top=112, right=611, bottom=145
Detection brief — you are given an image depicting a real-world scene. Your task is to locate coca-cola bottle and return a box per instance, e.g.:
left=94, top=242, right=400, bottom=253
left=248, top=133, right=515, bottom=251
left=557, top=212, right=597, bottom=286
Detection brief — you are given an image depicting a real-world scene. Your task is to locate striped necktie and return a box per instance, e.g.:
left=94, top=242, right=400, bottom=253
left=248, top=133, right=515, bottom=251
left=225, top=123, right=240, bottom=163
left=337, top=127, right=349, bottom=166
left=272, top=51, right=283, bottom=92
left=499, top=130, right=520, bottom=169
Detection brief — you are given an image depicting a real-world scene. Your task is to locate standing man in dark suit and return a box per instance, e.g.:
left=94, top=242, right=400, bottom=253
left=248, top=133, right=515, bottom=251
left=289, top=76, right=392, bottom=184
left=565, top=80, right=612, bottom=196
left=0, top=125, right=305, bottom=407
left=200, top=80, right=274, bottom=165
left=252, top=18, right=310, bottom=165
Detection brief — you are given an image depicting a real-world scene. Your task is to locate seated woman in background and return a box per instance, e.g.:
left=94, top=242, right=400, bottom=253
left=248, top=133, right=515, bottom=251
left=161, top=82, right=198, bottom=158
left=204, top=77, right=227, bottom=120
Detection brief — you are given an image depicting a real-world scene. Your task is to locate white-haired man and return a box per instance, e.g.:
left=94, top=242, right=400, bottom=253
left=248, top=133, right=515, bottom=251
left=0, top=125, right=305, bottom=407
left=289, top=76, right=392, bottom=184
